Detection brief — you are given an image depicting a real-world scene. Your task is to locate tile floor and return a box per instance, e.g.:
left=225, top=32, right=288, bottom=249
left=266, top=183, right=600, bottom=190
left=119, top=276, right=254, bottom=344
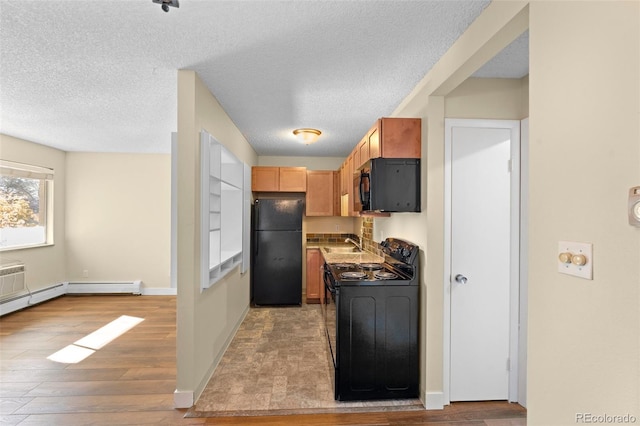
left=188, top=303, right=422, bottom=417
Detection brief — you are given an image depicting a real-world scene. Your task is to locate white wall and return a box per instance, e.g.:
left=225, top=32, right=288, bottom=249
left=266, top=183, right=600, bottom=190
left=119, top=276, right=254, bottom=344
left=0, top=134, right=67, bottom=290
left=65, top=153, right=171, bottom=290
left=527, top=2, right=639, bottom=423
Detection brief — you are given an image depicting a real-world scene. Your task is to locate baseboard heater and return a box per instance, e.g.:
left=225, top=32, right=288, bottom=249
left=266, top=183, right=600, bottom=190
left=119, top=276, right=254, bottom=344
left=0, top=280, right=143, bottom=317
left=0, top=283, right=66, bottom=316
left=66, top=280, right=142, bottom=295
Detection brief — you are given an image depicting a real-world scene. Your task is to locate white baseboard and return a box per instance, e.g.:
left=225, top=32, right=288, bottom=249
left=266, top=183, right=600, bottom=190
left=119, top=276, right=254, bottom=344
left=0, top=283, right=67, bottom=316
left=425, top=392, right=445, bottom=410
left=173, top=389, right=194, bottom=409
left=66, top=280, right=142, bottom=295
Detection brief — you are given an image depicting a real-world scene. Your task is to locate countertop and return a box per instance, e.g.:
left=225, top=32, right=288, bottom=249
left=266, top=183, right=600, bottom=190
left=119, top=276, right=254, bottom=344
left=307, top=243, right=384, bottom=264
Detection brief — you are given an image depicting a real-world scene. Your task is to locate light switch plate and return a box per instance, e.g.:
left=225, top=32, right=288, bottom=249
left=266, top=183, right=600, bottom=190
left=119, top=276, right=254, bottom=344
left=558, top=241, right=593, bottom=280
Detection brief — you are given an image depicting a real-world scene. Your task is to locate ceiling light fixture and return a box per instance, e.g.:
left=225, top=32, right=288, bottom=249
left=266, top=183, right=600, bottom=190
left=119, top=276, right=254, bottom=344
left=293, top=128, right=322, bottom=145
left=152, top=0, right=179, bottom=13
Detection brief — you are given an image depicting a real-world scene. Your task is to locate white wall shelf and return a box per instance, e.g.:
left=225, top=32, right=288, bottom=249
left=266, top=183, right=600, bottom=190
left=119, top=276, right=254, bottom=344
left=200, top=131, right=247, bottom=291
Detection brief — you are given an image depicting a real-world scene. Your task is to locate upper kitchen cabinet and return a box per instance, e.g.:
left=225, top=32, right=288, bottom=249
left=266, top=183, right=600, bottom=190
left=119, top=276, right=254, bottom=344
left=252, top=166, right=307, bottom=192
left=306, top=170, right=339, bottom=216
left=355, top=117, right=421, bottom=170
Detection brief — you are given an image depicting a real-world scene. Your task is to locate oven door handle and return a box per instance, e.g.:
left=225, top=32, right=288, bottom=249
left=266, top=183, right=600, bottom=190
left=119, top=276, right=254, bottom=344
left=323, top=266, right=337, bottom=294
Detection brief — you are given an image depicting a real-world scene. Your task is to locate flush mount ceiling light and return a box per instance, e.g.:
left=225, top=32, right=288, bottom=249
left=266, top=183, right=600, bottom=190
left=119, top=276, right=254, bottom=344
left=152, top=0, right=179, bottom=12
left=293, top=128, right=322, bottom=145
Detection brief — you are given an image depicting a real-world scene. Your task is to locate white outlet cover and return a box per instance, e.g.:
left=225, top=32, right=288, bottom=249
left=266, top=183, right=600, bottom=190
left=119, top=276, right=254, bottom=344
left=558, top=241, right=593, bottom=280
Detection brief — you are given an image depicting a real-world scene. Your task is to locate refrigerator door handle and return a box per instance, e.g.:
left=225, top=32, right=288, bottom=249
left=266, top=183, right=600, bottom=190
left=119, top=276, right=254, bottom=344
left=254, top=232, right=259, bottom=255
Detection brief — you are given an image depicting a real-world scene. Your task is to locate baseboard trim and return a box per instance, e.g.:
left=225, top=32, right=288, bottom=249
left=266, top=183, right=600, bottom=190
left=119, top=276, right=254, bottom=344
left=425, top=392, right=445, bottom=410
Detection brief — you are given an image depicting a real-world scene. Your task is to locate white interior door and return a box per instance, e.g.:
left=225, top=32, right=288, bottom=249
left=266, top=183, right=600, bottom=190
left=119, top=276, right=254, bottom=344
left=447, top=120, right=520, bottom=402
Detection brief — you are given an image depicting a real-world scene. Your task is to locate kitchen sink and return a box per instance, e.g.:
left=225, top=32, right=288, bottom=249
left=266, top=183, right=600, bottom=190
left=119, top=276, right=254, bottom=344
left=323, top=246, right=362, bottom=253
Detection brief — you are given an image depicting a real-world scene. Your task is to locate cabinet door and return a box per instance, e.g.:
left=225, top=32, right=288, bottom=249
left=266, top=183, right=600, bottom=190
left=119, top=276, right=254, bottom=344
left=368, top=121, right=380, bottom=159
left=379, top=117, right=421, bottom=158
left=306, top=171, right=335, bottom=216
left=346, top=154, right=356, bottom=217
left=353, top=144, right=361, bottom=172
left=333, top=171, right=340, bottom=216
left=357, top=138, right=369, bottom=169
left=279, top=167, right=307, bottom=192
left=306, top=249, right=321, bottom=303
left=252, top=167, right=279, bottom=191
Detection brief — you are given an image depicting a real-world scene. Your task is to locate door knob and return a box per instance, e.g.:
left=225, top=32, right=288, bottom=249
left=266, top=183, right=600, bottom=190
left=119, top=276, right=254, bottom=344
left=454, top=274, right=468, bottom=284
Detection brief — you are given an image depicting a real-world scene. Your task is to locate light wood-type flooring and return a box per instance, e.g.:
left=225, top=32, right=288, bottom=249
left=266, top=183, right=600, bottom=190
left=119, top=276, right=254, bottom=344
left=0, top=295, right=526, bottom=425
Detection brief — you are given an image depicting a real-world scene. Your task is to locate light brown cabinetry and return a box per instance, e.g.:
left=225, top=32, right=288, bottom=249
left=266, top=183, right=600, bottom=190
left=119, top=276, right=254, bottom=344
left=354, top=117, right=421, bottom=170
left=306, top=170, right=339, bottom=216
left=337, top=117, right=421, bottom=216
left=306, top=248, right=322, bottom=303
left=251, top=166, right=307, bottom=192
left=345, top=153, right=355, bottom=217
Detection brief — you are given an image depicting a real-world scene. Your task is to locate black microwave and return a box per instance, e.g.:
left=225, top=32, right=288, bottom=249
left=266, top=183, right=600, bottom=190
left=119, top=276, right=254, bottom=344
left=354, top=158, right=420, bottom=213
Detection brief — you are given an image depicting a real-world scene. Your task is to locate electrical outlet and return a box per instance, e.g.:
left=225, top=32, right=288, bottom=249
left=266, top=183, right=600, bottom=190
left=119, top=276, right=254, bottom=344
left=82, top=269, right=89, bottom=278
left=558, top=241, right=593, bottom=280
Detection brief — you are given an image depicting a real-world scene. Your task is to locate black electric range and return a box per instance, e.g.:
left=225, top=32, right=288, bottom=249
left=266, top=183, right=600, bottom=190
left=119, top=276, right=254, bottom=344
left=322, top=238, right=419, bottom=401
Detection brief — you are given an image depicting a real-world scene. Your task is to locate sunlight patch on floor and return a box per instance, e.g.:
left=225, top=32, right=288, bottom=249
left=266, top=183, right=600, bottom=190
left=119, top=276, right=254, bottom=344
left=47, top=315, right=144, bottom=364
left=47, top=344, right=95, bottom=363
left=74, top=315, right=144, bottom=350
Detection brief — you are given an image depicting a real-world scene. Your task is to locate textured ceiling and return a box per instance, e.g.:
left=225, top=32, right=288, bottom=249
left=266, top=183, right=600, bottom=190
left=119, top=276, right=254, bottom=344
left=0, top=0, right=528, bottom=157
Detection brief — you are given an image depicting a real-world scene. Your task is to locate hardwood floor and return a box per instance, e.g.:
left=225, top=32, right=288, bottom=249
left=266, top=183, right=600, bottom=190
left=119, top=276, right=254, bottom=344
left=0, top=295, right=526, bottom=425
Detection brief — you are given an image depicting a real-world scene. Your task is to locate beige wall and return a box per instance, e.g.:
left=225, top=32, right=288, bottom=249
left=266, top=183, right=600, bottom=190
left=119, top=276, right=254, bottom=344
left=65, top=153, right=171, bottom=289
left=445, top=77, right=528, bottom=119
left=176, top=70, right=259, bottom=405
left=0, top=134, right=67, bottom=290
left=258, top=155, right=344, bottom=170
left=527, top=1, right=639, bottom=423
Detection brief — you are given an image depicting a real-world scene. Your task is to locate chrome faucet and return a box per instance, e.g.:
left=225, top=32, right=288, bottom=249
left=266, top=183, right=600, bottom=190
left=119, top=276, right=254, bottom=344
left=344, top=237, right=362, bottom=251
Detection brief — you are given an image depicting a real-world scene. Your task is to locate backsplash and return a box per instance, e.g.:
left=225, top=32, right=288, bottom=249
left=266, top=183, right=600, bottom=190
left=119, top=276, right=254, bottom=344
left=361, top=217, right=383, bottom=256
left=306, top=233, right=357, bottom=245
left=306, top=218, right=383, bottom=256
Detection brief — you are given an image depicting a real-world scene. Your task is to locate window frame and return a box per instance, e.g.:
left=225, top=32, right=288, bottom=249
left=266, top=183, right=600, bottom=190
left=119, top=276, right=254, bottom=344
left=0, top=160, right=54, bottom=251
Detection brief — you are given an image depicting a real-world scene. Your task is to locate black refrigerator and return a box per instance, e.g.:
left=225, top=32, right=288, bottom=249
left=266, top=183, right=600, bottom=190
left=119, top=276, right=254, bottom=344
left=251, top=198, right=304, bottom=305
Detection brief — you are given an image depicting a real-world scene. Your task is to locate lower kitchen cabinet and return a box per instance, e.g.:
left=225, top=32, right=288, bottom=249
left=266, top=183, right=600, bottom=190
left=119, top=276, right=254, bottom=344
left=306, top=248, right=322, bottom=303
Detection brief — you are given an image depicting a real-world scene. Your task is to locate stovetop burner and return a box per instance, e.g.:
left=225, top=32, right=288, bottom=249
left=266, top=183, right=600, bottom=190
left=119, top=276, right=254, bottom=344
left=374, top=271, right=398, bottom=280
left=332, top=263, right=353, bottom=269
left=340, top=271, right=367, bottom=279
left=358, top=263, right=384, bottom=270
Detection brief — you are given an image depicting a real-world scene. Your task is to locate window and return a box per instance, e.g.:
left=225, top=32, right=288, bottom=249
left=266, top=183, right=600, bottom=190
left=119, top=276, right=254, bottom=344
left=0, top=160, right=54, bottom=250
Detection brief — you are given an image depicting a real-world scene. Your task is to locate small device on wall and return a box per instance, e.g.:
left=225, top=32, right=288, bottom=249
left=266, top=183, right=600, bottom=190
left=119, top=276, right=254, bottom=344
left=629, top=186, right=640, bottom=227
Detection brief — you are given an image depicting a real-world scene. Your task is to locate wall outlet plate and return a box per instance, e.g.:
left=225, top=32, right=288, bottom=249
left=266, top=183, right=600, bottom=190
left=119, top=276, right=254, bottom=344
left=558, top=241, right=593, bottom=280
